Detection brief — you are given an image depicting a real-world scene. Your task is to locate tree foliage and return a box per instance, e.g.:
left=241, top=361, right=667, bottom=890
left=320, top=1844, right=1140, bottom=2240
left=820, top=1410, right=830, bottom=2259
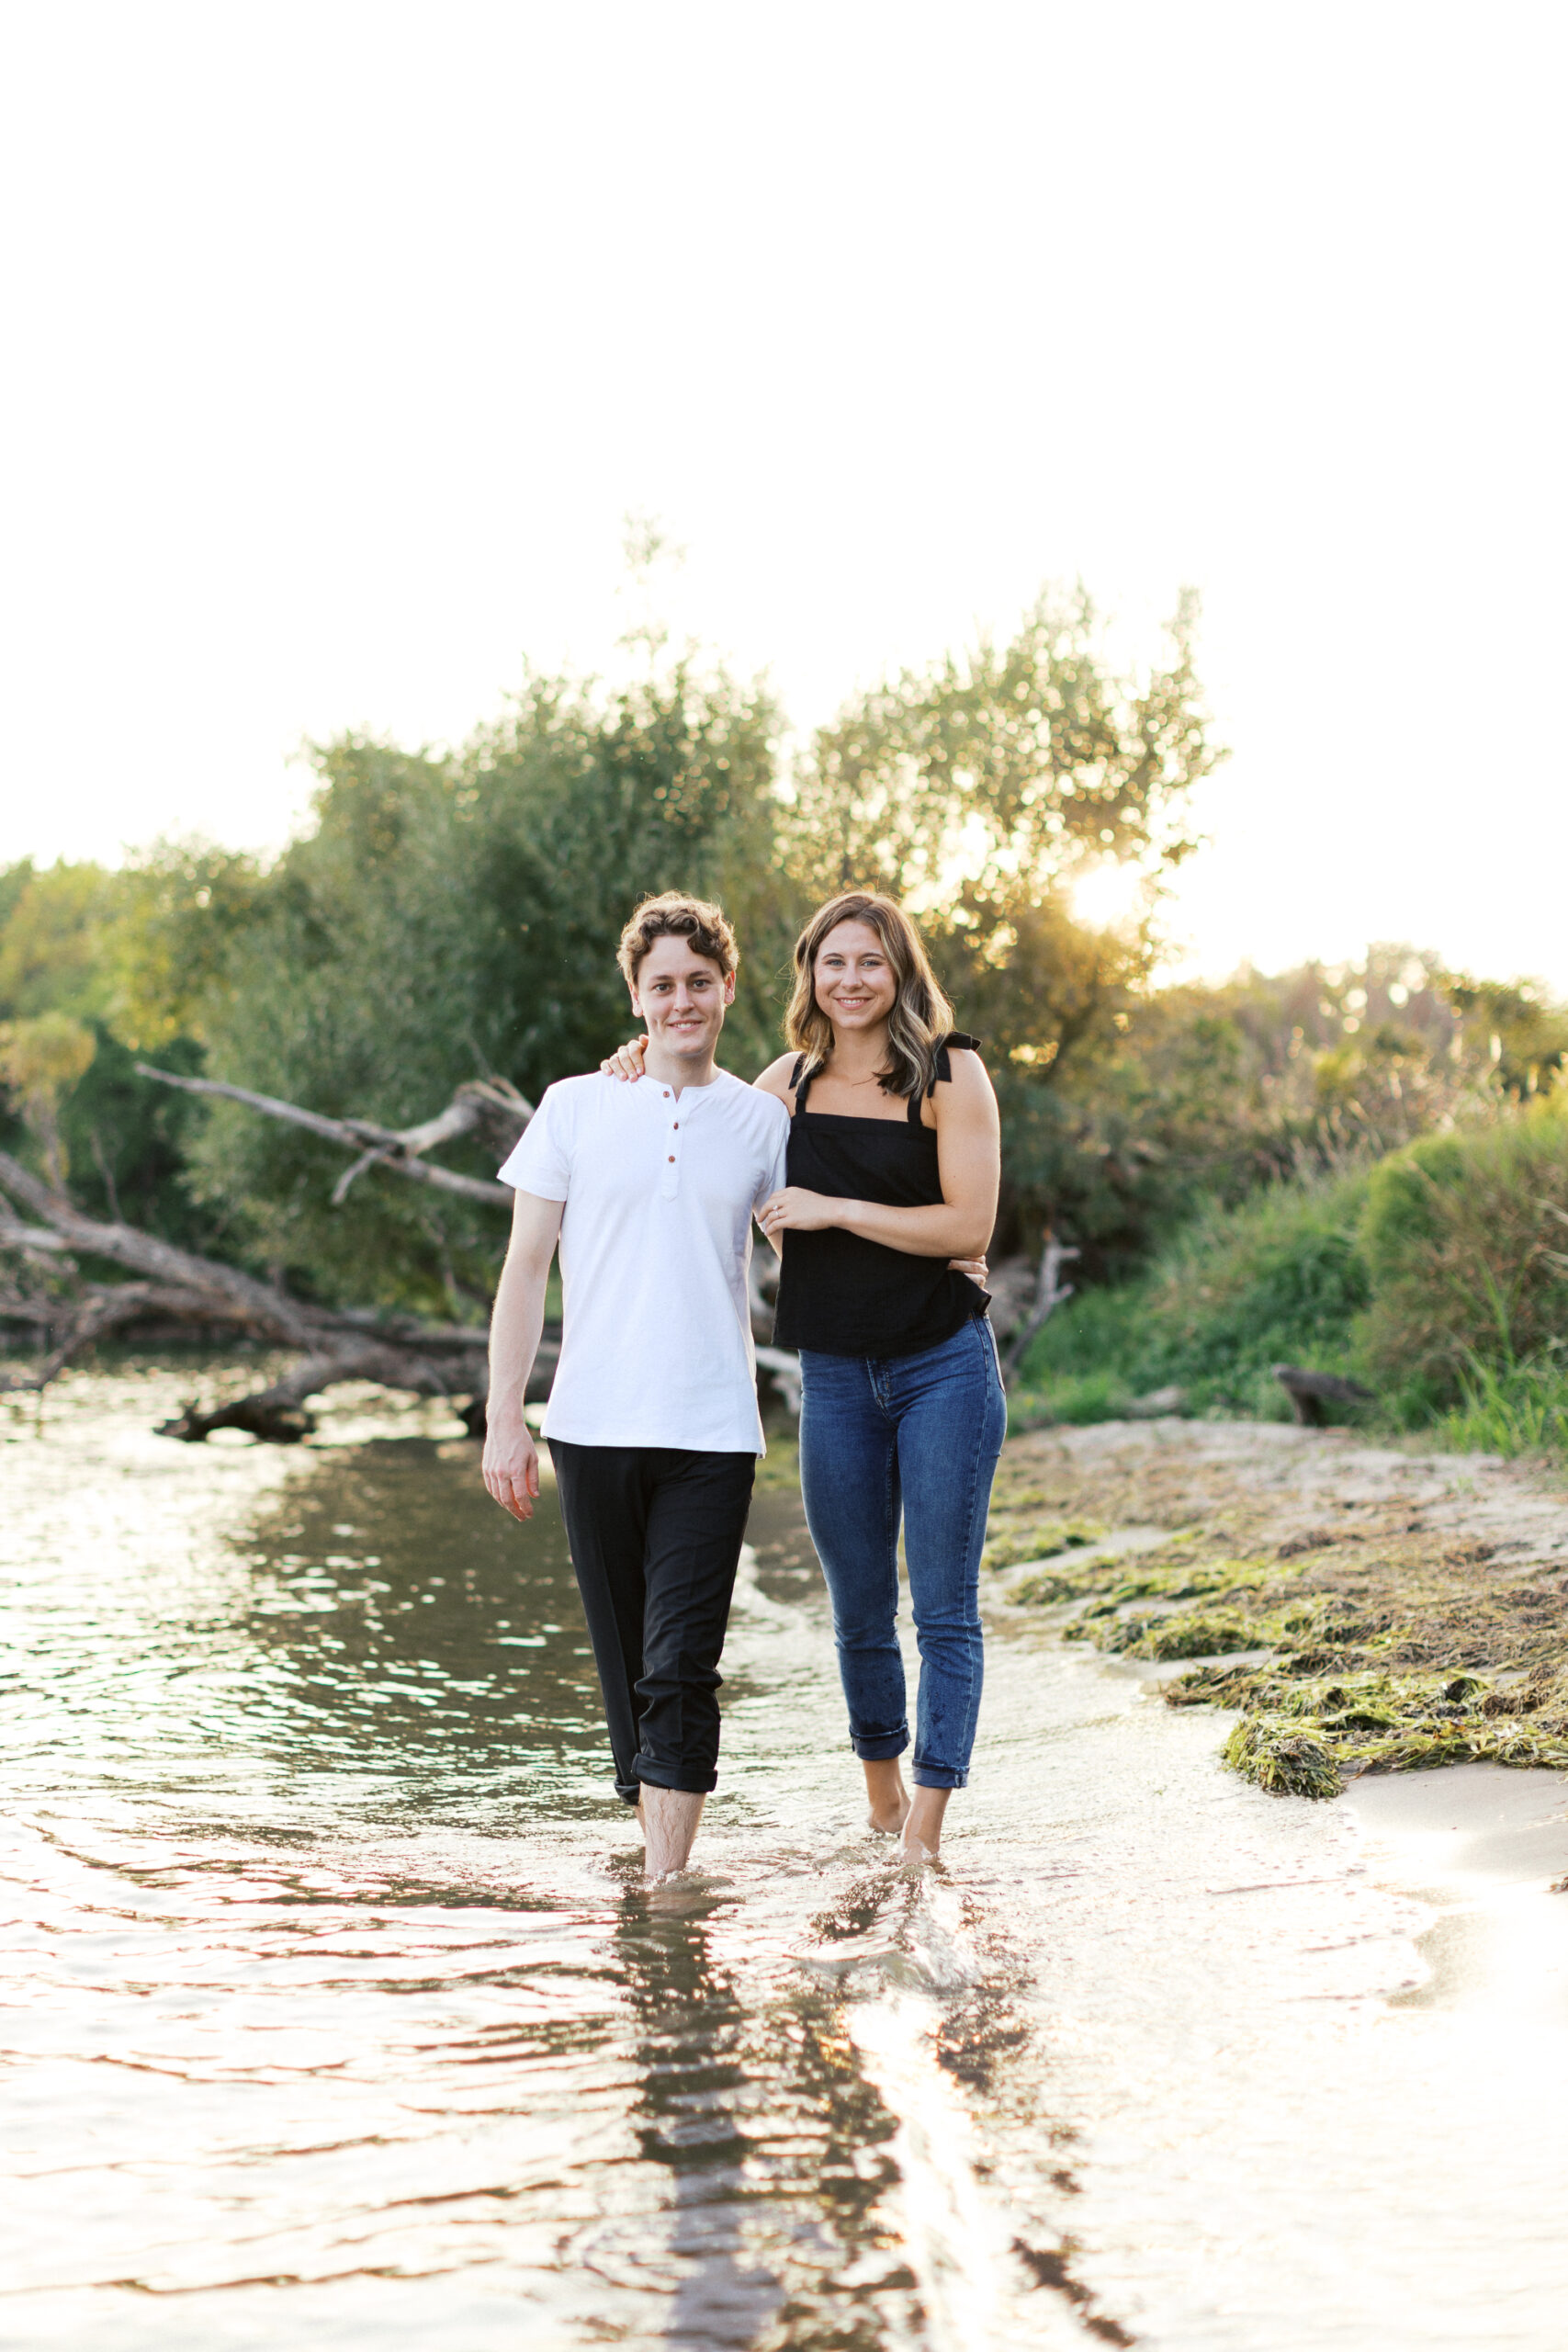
left=1359, top=1096, right=1568, bottom=1407
left=4, top=582, right=1562, bottom=1328
left=172, top=662, right=793, bottom=1306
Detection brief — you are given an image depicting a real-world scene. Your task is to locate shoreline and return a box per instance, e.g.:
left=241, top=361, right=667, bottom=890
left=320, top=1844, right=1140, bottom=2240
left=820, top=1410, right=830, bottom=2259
left=983, top=1414, right=1568, bottom=1811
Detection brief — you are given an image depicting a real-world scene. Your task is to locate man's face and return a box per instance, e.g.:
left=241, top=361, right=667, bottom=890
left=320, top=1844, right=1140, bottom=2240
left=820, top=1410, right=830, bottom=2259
left=631, top=934, right=734, bottom=1061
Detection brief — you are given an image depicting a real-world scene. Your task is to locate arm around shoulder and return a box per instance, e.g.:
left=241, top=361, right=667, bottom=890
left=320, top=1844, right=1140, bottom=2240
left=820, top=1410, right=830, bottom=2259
left=753, top=1051, right=798, bottom=1104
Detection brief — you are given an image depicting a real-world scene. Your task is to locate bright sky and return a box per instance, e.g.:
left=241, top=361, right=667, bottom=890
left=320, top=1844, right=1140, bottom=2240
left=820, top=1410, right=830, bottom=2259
left=3, top=2, right=1564, bottom=989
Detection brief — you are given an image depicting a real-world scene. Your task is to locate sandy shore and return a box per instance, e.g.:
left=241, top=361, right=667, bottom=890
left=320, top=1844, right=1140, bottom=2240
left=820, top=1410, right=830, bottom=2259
left=998, top=1415, right=1568, bottom=1570
left=987, top=1415, right=1568, bottom=1862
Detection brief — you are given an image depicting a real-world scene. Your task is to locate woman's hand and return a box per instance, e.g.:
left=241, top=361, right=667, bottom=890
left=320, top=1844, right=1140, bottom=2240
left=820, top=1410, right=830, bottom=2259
left=599, top=1036, right=649, bottom=1081
left=949, top=1255, right=988, bottom=1284
left=758, top=1186, right=843, bottom=1238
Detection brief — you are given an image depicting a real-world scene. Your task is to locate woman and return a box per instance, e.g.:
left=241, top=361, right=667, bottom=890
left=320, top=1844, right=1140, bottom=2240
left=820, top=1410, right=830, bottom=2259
left=605, top=891, right=1005, bottom=1863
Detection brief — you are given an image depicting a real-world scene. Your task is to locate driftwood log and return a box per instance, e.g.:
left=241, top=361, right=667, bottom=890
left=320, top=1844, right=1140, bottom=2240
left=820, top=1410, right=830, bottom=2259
left=1271, top=1363, right=1375, bottom=1427
left=0, top=1140, right=556, bottom=1442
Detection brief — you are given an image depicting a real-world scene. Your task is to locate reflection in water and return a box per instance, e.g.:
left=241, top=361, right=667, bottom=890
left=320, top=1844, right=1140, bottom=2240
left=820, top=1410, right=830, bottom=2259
left=609, top=1888, right=894, bottom=2348
left=4, top=1364, right=1568, bottom=2351
left=234, top=1434, right=612, bottom=1815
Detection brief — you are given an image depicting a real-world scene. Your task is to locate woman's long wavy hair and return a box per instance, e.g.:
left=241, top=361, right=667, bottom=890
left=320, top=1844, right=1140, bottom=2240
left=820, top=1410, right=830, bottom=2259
left=784, top=892, right=954, bottom=1100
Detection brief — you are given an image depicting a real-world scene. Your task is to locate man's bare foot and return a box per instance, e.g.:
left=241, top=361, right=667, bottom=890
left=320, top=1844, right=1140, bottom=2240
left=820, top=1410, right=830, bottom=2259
left=863, top=1758, right=911, bottom=1837
left=638, top=1784, right=706, bottom=1878
left=901, top=1786, right=952, bottom=1864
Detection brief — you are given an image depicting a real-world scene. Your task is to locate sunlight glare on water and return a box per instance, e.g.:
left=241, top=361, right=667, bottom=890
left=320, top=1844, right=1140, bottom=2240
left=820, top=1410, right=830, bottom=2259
left=4, top=1364, right=1568, bottom=2350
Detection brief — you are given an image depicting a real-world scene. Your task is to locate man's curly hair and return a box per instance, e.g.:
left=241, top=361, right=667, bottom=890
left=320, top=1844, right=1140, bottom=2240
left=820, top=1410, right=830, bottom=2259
left=615, top=891, right=739, bottom=989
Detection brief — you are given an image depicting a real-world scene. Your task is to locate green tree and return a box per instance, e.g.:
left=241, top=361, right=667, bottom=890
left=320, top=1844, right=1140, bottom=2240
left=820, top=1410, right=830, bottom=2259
left=177, top=661, right=789, bottom=1308
left=0, top=860, right=119, bottom=1022
left=787, top=586, right=1223, bottom=1252
left=110, top=841, right=266, bottom=1047
left=0, top=1012, right=96, bottom=1188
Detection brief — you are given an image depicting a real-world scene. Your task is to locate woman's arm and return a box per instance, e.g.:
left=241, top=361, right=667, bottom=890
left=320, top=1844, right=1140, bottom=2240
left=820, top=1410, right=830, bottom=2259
left=758, top=1051, right=998, bottom=1261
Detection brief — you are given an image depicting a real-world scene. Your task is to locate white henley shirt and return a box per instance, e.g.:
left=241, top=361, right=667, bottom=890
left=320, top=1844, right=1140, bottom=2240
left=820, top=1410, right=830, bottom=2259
left=497, top=1068, right=790, bottom=1454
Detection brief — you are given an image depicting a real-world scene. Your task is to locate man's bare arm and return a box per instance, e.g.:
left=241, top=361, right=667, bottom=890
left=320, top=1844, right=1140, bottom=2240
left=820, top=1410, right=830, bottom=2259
left=482, top=1188, right=564, bottom=1522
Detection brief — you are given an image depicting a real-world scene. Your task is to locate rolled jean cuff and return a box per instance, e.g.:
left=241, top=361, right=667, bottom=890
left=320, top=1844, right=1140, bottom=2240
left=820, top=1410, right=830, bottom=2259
left=912, top=1765, right=968, bottom=1790
left=635, top=1762, right=720, bottom=1796
left=851, top=1728, right=909, bottom=1761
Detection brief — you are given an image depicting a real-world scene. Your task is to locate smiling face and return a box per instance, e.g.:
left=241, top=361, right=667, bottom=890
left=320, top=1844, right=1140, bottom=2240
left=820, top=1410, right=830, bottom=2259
left=630, top=933, right=735, bottom=1063
left=812, top=920, right=898, bottom=1035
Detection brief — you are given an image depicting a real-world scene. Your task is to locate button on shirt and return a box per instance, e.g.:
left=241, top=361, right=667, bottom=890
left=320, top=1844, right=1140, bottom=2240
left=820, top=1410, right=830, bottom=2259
left=498, top=1069, right=790, bottom=1453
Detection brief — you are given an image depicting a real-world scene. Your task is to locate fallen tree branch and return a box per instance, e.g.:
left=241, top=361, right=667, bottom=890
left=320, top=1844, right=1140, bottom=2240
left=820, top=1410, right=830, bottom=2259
left=157, top=1340, right=463, bottom=1443
left=0, top=1281, right=246, bottom=1394
left=0, top=1148, right=541, bottom=1439
left=754, top=1344, right=801, bottom=1416
left=1271, top=1364, right=1375, bottom=1427
left=135, top=1068, right=529, bottom=1206
left=1000, top=1230, right=1079, bottom=1390
left=0, top=1206, right=71, bottom=1258
left=0, top=1150, right=321, bottom=1345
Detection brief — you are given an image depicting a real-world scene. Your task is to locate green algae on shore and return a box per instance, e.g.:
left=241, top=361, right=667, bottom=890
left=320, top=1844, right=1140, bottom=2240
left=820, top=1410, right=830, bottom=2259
left=986, top=1429, right=1568, bottom=1801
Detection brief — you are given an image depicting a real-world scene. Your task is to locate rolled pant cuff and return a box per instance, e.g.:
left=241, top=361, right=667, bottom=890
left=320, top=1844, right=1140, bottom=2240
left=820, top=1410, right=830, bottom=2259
left=851, top=1731, right=909, bottom=1761
left=635, top=1765, right=719, bottom=1795
left=912, top=1766, right=967, bottom=1790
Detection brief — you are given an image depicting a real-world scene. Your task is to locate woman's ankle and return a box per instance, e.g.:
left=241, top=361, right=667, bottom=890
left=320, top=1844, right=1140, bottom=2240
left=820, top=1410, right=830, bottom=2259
left=901, top=1786, right=953, bottom=1860
left=863, top=1758, right=909, bottom=1834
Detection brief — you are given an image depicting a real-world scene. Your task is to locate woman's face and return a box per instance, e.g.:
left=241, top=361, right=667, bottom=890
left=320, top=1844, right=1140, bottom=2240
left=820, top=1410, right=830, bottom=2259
left=813, top=920, right=898, bottom=1034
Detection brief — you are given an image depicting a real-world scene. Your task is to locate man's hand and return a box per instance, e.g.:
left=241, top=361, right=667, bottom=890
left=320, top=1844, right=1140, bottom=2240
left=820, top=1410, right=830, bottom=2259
left=758, top=1186, right=841, bottom=1238
left=483, top=1417, right=542, bottom=1521
left=484, top=1187, right=561, bottom=1521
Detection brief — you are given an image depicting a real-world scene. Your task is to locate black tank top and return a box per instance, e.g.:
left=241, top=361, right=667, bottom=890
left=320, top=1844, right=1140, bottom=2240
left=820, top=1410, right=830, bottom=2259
left=770, top=1034, right=992, bottom=1358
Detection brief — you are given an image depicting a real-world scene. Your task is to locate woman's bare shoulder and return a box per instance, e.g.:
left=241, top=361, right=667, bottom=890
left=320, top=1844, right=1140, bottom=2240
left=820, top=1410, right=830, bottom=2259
left=753, top=1051, right=799, bottom=1103
left=932, top=1043, right=998, bottom=1120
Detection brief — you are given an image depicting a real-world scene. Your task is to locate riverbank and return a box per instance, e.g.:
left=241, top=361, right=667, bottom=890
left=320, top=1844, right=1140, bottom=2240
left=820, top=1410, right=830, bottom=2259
left=981, top=1416, right=1568, bottom=1805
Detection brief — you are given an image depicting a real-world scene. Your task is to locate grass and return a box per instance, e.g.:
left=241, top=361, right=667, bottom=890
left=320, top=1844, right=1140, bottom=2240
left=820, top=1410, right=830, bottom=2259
left=1007, top=1119, right=1568, bottom=1463
left=1012, top=1167, right=1372, bottom=1425
left=1435, top=1354, right=1568, bottom=1459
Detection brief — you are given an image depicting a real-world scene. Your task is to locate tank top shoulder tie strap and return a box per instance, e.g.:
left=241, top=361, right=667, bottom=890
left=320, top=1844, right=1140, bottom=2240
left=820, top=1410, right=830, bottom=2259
left=905, top=1032, right=984, bottom=1123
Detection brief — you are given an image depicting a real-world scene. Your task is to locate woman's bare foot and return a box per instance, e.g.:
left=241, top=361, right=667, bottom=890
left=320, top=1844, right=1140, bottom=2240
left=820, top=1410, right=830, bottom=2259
left=863, top=1758, right=912, bottom=1837
left=901, top=1786, right=952, bottom=1864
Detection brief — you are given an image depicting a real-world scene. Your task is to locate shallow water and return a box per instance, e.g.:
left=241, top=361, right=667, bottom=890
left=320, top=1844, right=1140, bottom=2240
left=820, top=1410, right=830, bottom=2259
left=4, top=1366, right=1568, bottom=2350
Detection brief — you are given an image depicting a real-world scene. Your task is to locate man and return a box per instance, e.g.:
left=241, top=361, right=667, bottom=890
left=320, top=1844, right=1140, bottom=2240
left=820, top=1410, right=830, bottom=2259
left=482, top=892, right=788, bottom=1878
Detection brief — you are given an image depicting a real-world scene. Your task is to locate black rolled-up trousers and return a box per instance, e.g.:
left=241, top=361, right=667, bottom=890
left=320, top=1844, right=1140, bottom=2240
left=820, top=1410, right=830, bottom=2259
left=550, top=1442, right=756, bottom=1804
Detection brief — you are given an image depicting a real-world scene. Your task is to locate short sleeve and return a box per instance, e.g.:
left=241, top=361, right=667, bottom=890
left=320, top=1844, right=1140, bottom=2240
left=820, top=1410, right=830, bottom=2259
left=753, top=1102, right=790, bottom=1215
left=497, top=1084, right=572, bottom=1200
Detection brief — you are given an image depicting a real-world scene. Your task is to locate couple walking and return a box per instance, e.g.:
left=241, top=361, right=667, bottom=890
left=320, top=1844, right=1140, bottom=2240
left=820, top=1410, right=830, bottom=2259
left=482, top=888, right=1006, bottom=1877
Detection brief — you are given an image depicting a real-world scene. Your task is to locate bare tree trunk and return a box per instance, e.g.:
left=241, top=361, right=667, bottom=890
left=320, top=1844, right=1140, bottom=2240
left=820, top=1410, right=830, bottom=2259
left=999, top=1229, right=1080, bottom=1390
left=134, top=1068, right=530, bottom=1205
left=0, top=1148, right=529, bottom=1440
left=0, top=1149, right=321, bottom=1345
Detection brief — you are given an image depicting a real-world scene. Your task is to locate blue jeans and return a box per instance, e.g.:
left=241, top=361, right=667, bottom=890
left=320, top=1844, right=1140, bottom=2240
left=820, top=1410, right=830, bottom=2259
left=798, top=1317, right=1006, bottom=1790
